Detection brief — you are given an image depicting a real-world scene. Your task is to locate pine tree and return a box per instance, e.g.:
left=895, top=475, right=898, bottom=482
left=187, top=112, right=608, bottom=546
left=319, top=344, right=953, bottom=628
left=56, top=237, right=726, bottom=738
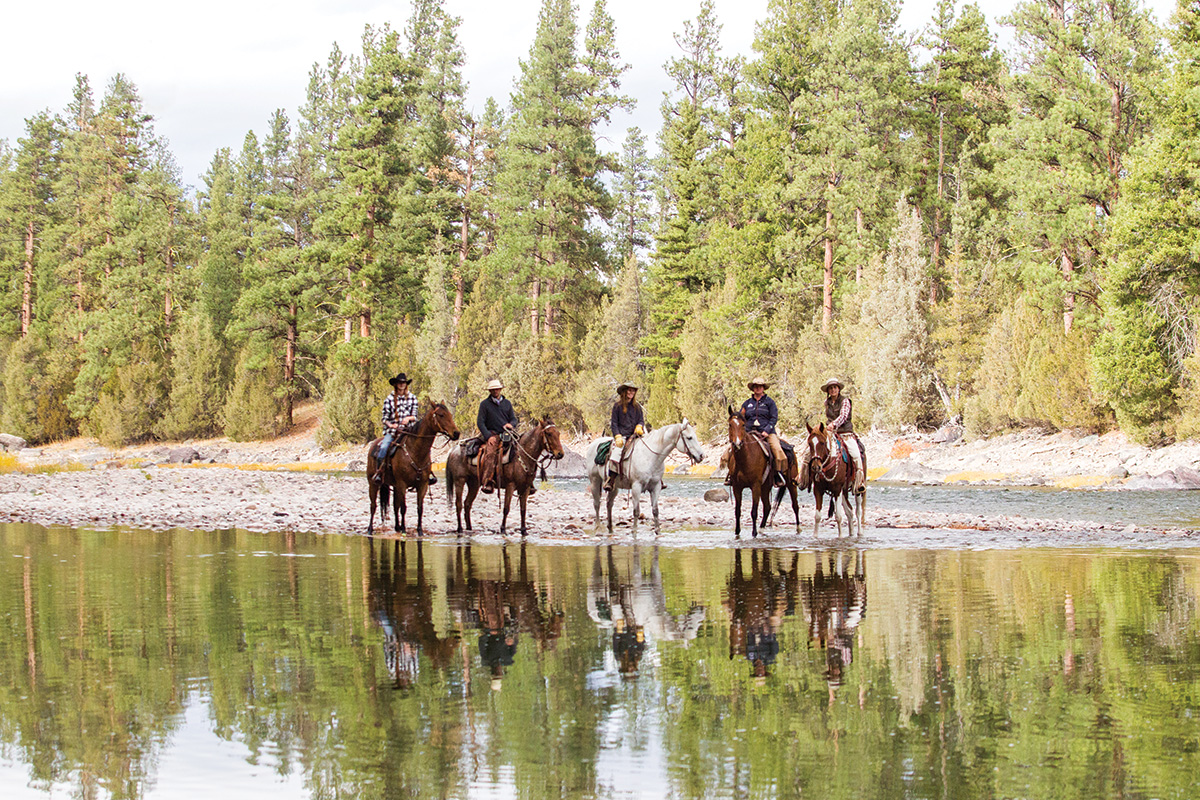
left=610, top=127, right=654, bottom=262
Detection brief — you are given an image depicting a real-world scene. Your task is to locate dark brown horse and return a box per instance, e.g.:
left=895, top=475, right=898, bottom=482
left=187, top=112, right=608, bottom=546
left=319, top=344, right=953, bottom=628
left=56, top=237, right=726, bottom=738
left=804, top=421, right=862, bottom=537
left=367, top=401, right=460, bottom=535
left=727, top=406, right=772, bottom=539
left=445, top=418, right=564, bottom=536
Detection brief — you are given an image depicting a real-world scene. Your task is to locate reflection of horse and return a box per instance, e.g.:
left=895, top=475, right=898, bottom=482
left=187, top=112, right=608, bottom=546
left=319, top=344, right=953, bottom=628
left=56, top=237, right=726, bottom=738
left=724, top=549, right=801, bottom=678
left=585, top=421, right=705, bottom=533
left=445, top=419, right=564, bottom=536
left=367, top=401, right=460, bottom=535
left=726, top=407, right=801, bottom=538
left=445, top=544, right=564, bottom=687
left=802, top=549, right=867, bottom=691
left=367, top=539, right=460, bottom=690
left=587, top=545, right=707, bottom=677
left=804, top=421, right=863, bottom=537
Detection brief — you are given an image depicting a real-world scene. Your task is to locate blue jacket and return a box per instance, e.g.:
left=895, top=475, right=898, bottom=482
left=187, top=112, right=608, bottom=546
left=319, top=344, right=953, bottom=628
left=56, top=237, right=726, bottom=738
left=741, top=394, right=778, bottom=435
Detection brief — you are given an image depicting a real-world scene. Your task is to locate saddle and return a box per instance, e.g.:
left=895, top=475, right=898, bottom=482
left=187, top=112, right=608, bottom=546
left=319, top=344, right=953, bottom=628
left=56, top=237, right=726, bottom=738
left=463, top=434, right=515, bottom=468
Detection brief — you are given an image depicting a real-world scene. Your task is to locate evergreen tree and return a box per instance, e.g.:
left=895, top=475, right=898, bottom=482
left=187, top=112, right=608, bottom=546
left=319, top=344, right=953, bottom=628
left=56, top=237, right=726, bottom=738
left=610, top=127, right=654, bottom=262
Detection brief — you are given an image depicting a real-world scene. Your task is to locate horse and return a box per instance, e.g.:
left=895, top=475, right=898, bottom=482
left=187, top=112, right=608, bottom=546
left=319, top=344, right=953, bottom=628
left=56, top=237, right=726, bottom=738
left=445, top=418, right=564, bottom=536
left=804, top=421, right=864, bottom=538
left=725, top=406, right=800, bottom=538
left=585, top=420, right=705, bottom=534
left=366, top=401, right=460, bottom=536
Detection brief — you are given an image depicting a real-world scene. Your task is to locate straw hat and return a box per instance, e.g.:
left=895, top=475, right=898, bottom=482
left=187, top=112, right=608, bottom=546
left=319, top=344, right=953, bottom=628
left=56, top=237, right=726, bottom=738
left=747, top=377, right=770, bottom=390
left=486, top=379, right=504, bottom=391
left=821, top=377, right=844, bottom=392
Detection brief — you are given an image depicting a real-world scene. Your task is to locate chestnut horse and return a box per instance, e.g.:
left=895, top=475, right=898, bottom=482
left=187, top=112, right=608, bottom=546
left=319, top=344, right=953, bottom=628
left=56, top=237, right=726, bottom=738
left=804, top=422, right=863, bottom=538
left=726, top=407, right=802, bottom=538
left=367, top=401, right=460, bottom=535
left=445, top=419, right=564, bottom=536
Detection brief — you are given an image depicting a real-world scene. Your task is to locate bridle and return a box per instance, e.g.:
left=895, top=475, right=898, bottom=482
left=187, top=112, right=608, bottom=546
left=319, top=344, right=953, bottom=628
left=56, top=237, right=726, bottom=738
left=513, top=421, right=562, bottom=476
left=809, top=431, right=840, bottom=481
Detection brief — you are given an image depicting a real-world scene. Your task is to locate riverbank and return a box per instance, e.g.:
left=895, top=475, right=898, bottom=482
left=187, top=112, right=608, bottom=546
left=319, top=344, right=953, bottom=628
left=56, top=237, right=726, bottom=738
left=2, top=414, right=1199, bottom=544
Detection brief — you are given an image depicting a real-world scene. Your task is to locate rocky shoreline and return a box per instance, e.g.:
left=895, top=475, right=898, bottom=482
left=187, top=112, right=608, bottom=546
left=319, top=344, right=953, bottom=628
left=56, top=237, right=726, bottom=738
left=0, top=423, right=1198, bottom=546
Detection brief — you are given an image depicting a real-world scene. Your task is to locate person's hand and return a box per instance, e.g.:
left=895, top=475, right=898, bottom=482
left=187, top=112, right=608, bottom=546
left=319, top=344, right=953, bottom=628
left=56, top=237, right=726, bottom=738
left=504, top=422, right=514, bottom=430
left=634, top=424, right=644, bottom=436
left=403, top=415, right=416, bottom=424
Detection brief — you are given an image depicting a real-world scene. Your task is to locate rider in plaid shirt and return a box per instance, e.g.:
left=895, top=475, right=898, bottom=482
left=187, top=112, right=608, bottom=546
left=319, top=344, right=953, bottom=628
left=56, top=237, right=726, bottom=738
left=374, top=373, right=423, bottom=485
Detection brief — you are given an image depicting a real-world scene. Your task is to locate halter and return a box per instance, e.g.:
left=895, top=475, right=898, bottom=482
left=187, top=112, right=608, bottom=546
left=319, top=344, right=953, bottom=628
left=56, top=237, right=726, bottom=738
left=809, top=432, right=840, bottom=481
left=633, top=423, right=700, bottom=464
left=513, top=421, right=561, bottom=476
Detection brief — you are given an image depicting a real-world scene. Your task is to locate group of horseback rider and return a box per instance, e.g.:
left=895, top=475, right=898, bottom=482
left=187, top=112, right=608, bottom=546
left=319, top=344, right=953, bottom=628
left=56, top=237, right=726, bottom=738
left=372, top=371, right=865, bottom=495
left=723, top=376, right=865, bottom=494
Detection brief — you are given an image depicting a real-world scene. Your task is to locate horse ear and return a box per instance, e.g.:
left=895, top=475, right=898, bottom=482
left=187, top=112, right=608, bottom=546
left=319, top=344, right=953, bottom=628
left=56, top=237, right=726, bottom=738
left=818, top=422, right=826, bottom=433
left=806, top=420, right=814, bottom=434
left=728, top=404, right=735, bottom=418
left=682, top=417, right=689, bottom=427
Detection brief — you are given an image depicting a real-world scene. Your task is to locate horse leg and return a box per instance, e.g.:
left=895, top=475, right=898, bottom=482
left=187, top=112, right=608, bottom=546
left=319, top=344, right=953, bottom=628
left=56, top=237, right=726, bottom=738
left=368, top=481, right=378, bottom=535
left=733, top=486, right=743, bottom=539
left=415, top=483, right=427, bottom=536
left=464, top=482, right=479, bottom=532
left=591, top=471, right=603, bottom=529
left=606, top=484, right=618, bottom=534
left=500, top=486, right=513, bottom=535
left=648, top=481, right=661, bottom=534
left=630, top=483, right=642, bottom=536
left=750, top=483, right=761, bottom=539
left=813, top=490, right=823, bottom=538
left=396, top=483, right=406, bottom=534
left=759, top=482, right=772, bottom=534
left=453, top=478, right=464, bottom=533
left=519, top=489, right=529, bottom=537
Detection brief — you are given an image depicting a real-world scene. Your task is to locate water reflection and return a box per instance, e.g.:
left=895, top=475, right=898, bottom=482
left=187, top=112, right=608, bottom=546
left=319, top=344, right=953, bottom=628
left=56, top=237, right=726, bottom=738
left=587, top=546, right=706, bottom=678
left=802, top=550, right=867, bottom=700
left=2, top=525, right=1200, bottom=800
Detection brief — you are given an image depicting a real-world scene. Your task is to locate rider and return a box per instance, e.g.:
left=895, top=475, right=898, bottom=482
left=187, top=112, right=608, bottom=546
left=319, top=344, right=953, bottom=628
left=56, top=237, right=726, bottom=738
left=374, top=373, right=420, bottom=486
left=823, top=377, right=865, bottom=494
left=476, top=379, right=517, bottom=494
left=725, top=377, right=787, bottom=488
left=605, top=381, right=646, bottom=491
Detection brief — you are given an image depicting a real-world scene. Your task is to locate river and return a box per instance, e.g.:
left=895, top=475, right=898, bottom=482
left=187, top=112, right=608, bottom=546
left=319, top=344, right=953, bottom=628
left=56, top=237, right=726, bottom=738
left=1, top=522, right=1198, bottom=799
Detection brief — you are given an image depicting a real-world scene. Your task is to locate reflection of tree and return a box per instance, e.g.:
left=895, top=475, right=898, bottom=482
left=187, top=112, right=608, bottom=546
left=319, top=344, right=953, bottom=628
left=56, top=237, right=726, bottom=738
left=802, top=549, right=867, bottom=692
left=367, top=539, right=459, bottom=690
left=445, top=543, right=563, bottom=687
left=587, top=546, right=706, bottom=677
left=724, top=549, right=800, bottom=679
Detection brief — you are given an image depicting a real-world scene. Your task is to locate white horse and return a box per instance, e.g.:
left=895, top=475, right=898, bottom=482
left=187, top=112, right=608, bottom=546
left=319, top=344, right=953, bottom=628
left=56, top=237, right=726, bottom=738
left=586, top=420, right=705, bottom=534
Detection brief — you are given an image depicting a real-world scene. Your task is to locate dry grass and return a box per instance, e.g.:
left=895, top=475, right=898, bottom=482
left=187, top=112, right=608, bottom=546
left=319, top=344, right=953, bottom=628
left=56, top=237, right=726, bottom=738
left=0, top=452, right=89, bottom=474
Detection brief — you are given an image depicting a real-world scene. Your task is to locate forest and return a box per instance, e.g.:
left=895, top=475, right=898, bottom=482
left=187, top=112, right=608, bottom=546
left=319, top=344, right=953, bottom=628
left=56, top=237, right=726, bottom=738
left=1, top=0, right=1197, bottom=447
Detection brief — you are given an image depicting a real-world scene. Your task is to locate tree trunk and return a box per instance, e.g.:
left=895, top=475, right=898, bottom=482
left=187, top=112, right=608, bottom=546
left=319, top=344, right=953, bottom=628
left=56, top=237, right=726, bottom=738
left=21, top=218, right=34, bottom=337
left=285, top=306, right=297, bottom=429
left=529, top=279, right=540, bottom=337
left=823, top=205, right=834, bottom=336
left=932, top=104, right=944, bottom=306
left=1061, top=248, right=1075, bottom=335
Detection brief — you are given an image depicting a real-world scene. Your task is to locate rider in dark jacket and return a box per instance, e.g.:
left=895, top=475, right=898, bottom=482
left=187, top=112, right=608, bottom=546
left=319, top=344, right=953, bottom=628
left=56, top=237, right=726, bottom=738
left=605, top=382, right=646, bottom=490
left=477, top=379, right=517, bottom=493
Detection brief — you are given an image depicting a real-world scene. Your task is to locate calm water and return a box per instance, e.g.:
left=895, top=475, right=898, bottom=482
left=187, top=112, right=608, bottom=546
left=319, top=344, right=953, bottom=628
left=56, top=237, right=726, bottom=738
left=2, top=523, right=1199, bottom=799
left=554, top=476, right=1200, bottom=529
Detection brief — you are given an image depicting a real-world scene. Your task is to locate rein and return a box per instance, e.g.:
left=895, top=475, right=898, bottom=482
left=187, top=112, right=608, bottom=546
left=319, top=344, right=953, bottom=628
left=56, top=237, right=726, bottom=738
left=513, top=423, right=558, bottom=474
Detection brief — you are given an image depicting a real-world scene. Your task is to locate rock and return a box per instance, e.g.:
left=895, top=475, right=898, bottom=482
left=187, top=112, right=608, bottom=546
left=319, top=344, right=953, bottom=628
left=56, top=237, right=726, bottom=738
left=1124, top=470, right=1189, bottom=491
left=542, top=448, right=590, bottom=479
left=166, top=446, right=200, bottom=464
left=1077, top=434, right=1100, bottom=447
left=1173, top=466, right=1200, bottom=490
left=704, top=488, right=729, bottom=502
left=878, top=461, right=949, bottom=485
left=347, top=459, right=366, bottom=472
left=0, top=433, right=27, bottom=452
left=931, top=424, right=964, bottom=444
left=1105, top=464, right=1129, bottom=479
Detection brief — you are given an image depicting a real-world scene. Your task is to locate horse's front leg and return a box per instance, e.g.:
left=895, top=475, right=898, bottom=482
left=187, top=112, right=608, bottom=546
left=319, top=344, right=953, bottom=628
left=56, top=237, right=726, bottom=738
left=590, top=471, right=603, bottom=529
left=464, top=482, right=479, bottom=532
left=415, top=483, right=427, bottom=536
left=733, top=486, right=743, bottom=539
left=789, top=484, right=801, bottom=533
left=630, top=482, right=644, bottom=535
left=647, top=481, right=662, bottom=533
left=833, top=491, right=846, bottom=538
left=606, top=483, right=618, bottom=534
left=519, top=489, right=529, bottom=537
left=395, top=483, right=406, bottom=534
left=750, top=483, right=761, bottom=539
left=841, top=490, right=856, bottom=538
left=368, top=482, right=378, bottom=535
left=813, top=490, right=823, bottom=538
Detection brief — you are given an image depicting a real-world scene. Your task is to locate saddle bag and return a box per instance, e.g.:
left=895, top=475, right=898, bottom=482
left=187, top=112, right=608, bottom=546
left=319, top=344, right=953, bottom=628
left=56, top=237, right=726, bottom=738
left=462, top=437, right=483, bottom=458
left=595, top=440, right=612, bottom=465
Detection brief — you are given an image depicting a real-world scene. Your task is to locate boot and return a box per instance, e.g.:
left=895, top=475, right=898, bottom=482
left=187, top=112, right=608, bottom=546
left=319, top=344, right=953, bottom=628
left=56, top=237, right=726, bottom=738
left=772, top=469, right=785, bottom=488
left=723, top=472, right=734, bottom=487
left=603, top=471, right=616, bottom=491
left=528, top=483, right=538, bottom=496
left=428, top=474, right=438, bottom=485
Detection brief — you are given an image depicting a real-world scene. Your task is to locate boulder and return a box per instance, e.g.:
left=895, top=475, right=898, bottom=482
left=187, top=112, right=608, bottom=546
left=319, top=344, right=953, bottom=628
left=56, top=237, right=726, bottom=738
left=1173, top=466, right=1200, bottom=490
left=704, top=487, right=730, bottom=503
left=878, top=461, right=949, bottom=485
left=166, top=446, right=200, bottom=464
left=347, top=459, right=366, bottom=472
left=931, top=424, right=964, bottom=444
left=542, top=448, right=590, bottom=479
left=1123, top=469, right=1200, bottom=491
left=0, top=433, right=27, bottom=452
left=1104, top=464, right=1129, bottom=479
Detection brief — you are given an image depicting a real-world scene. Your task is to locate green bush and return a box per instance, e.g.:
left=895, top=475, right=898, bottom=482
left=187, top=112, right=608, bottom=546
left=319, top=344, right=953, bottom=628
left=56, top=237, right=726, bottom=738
left=224, top=347, right=285, bottom=442
left=156, top=313, right=228, bottom=440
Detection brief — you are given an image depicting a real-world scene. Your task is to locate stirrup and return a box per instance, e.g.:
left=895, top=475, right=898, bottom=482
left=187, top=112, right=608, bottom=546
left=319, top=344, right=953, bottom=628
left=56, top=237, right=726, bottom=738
left=428, top=474, right=438, bottom=485
left=723, top=473, right=733, bottom=486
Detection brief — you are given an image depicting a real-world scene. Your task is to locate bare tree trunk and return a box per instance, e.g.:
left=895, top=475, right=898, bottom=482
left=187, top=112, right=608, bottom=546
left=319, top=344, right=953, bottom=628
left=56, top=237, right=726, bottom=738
left=21, top=218, right=34, bottom=337
left=529, top=278, right=540, bottom=337
left=285, top=306, right=297, bottom=429
left=931, top=105, right=944, bottom=306
left=1061, top=248, right=1075, bottom=335
left=823, top=205, right=834, bottom=336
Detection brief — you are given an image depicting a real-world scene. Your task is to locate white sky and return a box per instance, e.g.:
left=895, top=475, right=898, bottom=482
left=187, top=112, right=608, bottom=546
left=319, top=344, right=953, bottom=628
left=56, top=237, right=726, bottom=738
left=0, top=0, right=1179, bottom=191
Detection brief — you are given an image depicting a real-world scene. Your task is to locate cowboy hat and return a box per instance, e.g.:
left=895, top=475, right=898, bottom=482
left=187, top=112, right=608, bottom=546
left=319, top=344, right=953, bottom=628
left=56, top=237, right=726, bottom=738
left=388, top=373, right=411, bottom=387
left=616, top=381, right=639, bottom=393
left=821, top=377, right=844, bottom=392
left=747, top=377, right=770, bottom=390
left=486, top=379, right=504, bottom=391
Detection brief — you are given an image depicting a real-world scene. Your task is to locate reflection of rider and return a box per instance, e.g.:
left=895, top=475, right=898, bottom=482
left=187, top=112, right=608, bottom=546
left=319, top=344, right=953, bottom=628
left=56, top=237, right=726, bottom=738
left=367, top=539, right=459, bottom=690
left=725, top=549, right=799, bottom=680
left=477, top=379, right=517, bottom=494
left=606, top=382, right=646, bottom=491
left=803, top=550, right=867, bottom=691
left=820, top=377, right=864, bottom=494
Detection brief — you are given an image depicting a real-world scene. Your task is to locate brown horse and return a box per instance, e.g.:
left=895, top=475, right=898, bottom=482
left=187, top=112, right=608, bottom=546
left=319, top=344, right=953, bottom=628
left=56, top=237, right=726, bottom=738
left=367, top=401, right=460, bottom=535
left=804, top=422, right=862, bottom=538
left=445, top=418, right=564, bottom=536
left=726, top=406, right=772, bottom=539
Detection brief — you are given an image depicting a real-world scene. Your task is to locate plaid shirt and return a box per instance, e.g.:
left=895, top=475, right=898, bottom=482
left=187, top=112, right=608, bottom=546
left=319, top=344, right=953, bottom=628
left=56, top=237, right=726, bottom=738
left=382, top=392, right=419, bottom=431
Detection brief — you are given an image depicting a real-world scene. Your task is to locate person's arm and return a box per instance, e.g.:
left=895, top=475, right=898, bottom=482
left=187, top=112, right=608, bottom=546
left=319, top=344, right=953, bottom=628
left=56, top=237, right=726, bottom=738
left=830, top=397, right=851, bottom=429
left=611, top=403, right=620, bottom=436
left=477, top=402, right=492, bottom=439
left=767, top=397, right=778, bottom=434
left=503, top=400, right=517, bottom=430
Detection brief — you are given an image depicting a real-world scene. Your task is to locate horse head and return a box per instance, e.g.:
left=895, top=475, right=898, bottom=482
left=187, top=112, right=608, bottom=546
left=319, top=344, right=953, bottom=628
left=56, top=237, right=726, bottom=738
left=728, top=406, right=747, bottom=450
left=427, top=401, right=460, bottom=440
left=541, top=418, right=565, bottom=460
left=678, top=418, right=704, bottom=463
left=805, top=421, right=831, bottom=474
